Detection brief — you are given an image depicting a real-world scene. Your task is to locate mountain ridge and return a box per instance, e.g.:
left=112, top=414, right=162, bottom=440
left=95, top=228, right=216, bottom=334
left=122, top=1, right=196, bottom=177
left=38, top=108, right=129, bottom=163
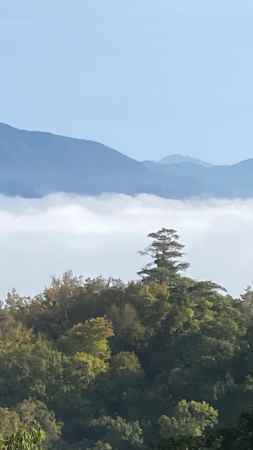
left=0, top=122, right=252, bottom=199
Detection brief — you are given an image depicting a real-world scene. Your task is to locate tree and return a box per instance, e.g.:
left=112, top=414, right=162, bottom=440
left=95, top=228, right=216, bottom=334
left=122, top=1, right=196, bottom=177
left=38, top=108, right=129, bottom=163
left=1, top=228, right=253, bottom=450
left=138, top=229, right=189, bottom=284
left=159, top=400, right=218, bottom=450
left=159, top=400, right=218, bottom=439
left=16, top=400, right=61, bottom=446
left=58, top=317, right=114, bottom=359
left=87, top=442, right=113, bottom=450
left=1, top=427, right=45, bottom=450
left=110, top=352, right=142, bottom=374
left=89, top=416, right=144, bottom=450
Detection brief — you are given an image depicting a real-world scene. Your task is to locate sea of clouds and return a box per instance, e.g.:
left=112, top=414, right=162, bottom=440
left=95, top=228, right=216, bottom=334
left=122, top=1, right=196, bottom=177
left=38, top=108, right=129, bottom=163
left=0, top=193, right=252, bottom=299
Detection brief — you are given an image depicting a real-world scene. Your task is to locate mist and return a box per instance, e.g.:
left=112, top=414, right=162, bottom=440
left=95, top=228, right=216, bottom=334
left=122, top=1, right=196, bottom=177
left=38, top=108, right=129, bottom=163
left=0, top=193, right=252, bottom=299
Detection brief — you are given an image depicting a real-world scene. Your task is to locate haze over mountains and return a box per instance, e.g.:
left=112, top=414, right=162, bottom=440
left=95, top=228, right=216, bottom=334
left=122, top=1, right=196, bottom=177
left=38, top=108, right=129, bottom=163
left=0, top=122, right=252, bottom=199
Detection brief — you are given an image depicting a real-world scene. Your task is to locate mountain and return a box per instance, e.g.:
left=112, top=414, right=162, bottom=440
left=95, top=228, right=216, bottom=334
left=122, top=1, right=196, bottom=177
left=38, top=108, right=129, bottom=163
left=0, top=123, right=253, bottom=199
left=0, top=123, right=199, bottom=198
left=0, top=123, right=150, bottom=197
left=159, top=154, right=212, bottom=167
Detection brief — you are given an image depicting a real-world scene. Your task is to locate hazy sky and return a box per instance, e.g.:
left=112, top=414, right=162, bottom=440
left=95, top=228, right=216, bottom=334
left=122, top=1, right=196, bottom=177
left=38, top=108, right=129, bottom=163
left=1, top=1, right=253, bottom=164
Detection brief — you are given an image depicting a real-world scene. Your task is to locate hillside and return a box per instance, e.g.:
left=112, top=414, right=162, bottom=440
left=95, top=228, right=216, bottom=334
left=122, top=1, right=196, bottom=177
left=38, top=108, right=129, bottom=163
left=0, top=123, right=200, bottom=198
left=1, top=228, right=253, bottom=450
left=0, top=123, right=253, bottom=198
left=0, top=123, right=151, bottom=197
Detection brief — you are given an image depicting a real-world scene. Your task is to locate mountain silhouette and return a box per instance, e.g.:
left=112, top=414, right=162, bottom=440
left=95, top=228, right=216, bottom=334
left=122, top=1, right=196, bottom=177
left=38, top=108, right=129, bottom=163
left=0, top=123, right=252, bottom=199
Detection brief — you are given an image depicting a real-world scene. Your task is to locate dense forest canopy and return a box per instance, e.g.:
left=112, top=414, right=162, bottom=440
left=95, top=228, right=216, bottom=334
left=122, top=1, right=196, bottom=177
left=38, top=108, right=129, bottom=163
left=1, top=229, right=253, bottom=449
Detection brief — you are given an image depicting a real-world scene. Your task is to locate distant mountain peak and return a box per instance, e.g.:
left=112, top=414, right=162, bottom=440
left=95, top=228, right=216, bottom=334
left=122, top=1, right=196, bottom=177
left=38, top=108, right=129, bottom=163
left=0, top=122, right=253, bottom=199
left=159, top=154, right=212, bottom=167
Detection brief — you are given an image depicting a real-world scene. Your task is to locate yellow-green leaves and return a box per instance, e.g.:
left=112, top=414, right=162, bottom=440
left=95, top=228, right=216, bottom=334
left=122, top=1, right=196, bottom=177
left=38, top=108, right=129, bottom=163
left=159, top=400, right=218, bottom=440
left=58, top=317, right=114, bottom=360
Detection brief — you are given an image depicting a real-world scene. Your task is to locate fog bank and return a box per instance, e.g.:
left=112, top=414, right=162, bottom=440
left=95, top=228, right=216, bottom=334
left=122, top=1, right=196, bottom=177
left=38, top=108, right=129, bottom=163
left=0, top=193, right=252, bottom=298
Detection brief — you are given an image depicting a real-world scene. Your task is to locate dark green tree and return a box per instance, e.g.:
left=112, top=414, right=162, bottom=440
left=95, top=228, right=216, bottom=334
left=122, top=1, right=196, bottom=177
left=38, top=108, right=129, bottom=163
left=89, top=416, right=144, bottom=450
left=138, top=228, right=189, bottom=284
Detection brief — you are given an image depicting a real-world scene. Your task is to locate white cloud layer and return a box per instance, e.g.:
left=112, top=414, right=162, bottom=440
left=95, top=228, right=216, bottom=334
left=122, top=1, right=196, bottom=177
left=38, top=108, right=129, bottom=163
left=0, top=193, right=252, bottom=299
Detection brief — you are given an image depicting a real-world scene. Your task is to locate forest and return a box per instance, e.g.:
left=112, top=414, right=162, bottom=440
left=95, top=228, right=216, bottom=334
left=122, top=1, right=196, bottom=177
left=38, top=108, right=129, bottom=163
left=1, top=228, right=253, bottom=450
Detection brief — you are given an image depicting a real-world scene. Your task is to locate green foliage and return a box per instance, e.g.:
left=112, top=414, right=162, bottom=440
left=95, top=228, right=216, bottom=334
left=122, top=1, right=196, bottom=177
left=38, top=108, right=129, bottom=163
left=89, top=416, right=144, bottom=450
left=110, top=352, right=142, bottom=373
left=1, top=427, right=45, bottom=450
left=58, top=317, right=114, bottom=359
left=1, top=229, right=253, bottom=450
left=138, top=228, right=189, bottom=284
left=87, top=442, right=113, bottom=450
left=159, top=400, right=218, bottom=439
left=0, top=401, right=60, bottom=448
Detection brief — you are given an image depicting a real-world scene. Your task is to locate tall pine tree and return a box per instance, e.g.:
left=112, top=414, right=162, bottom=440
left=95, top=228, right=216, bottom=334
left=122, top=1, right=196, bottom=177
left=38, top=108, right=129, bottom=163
left=138, top=228, right=189, bottom=284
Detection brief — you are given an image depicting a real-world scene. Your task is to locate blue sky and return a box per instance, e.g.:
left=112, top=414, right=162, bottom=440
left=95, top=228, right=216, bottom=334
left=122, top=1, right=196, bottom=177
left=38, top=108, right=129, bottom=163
left=1, top=1, right=253, bottom=164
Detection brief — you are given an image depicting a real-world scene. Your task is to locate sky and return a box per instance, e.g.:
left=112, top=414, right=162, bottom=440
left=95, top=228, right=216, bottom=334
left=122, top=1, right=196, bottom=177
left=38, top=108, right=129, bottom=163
left=1, top=1, right=253, bottom=164
left=0, top=194, right=251, bottom=299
